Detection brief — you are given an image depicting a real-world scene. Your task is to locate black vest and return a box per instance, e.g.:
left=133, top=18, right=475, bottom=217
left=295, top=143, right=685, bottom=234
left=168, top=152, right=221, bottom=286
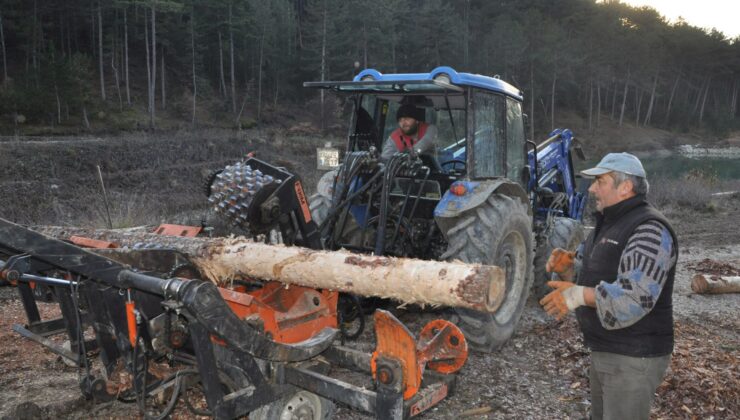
left=576, top=194, right=677, bottom=357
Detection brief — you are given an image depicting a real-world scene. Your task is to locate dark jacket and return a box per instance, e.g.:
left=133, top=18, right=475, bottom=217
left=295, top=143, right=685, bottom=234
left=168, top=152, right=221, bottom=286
left=576, top=194, right=677, bottom=357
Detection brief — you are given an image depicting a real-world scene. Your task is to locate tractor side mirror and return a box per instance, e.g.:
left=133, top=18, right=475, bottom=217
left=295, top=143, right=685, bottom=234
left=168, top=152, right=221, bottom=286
left=572, top=138, right=586, bottom=161
left=525, top=139, right=539, bottom=187
left=521, top=165, right=531, bottom=186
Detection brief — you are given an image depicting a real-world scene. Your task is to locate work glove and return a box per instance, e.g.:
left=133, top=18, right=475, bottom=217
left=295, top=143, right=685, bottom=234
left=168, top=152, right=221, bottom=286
left=546, top=248, right=576, bottom=281
left=539, top=281, right=585, bottom=321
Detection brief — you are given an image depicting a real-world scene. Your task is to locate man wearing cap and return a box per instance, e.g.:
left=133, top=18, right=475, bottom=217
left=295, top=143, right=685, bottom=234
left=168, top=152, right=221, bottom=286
left=540, top=152, right=678, bottom=420
left=380, top=104, right=438, bottom=162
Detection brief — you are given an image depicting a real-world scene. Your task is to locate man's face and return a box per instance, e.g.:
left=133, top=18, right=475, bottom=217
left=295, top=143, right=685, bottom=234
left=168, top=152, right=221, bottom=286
left=398, top=117, right=419, bottom=136
left=588, top=172, right=633, bottom=212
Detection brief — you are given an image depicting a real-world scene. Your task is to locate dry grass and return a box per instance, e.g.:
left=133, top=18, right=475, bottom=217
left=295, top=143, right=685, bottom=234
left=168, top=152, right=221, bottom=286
left=650, top=172, right=740, bottom=212
left=0, top=129, right=337, bottom=228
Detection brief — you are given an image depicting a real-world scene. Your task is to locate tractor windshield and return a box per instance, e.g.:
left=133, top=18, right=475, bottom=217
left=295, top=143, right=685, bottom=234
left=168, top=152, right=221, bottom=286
left=381, top=101, right=466, bottom=149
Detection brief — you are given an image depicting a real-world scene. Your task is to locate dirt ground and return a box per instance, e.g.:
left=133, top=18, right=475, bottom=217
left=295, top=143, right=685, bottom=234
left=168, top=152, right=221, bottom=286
left=0, top=131, right=739, bottom=419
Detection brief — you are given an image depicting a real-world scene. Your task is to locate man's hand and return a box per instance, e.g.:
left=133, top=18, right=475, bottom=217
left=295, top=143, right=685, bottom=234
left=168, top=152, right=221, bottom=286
left=539, top=281, right=585, bottom=320
left=546, top=248, right=576, bottom=281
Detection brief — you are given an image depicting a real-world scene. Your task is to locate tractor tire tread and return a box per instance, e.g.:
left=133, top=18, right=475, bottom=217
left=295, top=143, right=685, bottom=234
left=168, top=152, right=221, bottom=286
left=443, top=194, right=534, bottom=353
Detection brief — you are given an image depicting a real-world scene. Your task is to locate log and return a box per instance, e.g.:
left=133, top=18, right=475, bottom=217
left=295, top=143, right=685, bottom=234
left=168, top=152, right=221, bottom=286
left=691, top=274, right=740, bottom=294
left=33, top=226, right=506, bottom=312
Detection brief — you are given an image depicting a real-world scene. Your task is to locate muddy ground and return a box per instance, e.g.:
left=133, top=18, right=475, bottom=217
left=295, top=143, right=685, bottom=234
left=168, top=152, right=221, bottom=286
left=0, top=130, right=738, bottom=419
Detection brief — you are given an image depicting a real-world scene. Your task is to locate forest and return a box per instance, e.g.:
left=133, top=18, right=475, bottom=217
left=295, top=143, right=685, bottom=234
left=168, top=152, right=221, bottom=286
left=0, top=0, right=738, bottom=136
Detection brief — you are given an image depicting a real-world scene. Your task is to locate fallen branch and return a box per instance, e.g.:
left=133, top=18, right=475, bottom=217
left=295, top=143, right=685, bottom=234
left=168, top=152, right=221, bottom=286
left=458, top=405, right=494, bottom=417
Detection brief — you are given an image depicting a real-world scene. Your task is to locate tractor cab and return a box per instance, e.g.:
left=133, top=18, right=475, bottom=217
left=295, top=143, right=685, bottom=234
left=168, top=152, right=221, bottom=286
left=304, top=67, right=531, bottom=259
left=305, top=66, right=528, bottom=184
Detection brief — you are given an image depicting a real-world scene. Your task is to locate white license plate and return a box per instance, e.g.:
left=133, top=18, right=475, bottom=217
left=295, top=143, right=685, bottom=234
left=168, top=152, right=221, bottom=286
left=317, top=148, right=340, bottom=170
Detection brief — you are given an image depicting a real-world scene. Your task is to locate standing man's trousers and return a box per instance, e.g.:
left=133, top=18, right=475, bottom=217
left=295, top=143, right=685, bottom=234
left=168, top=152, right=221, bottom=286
left=589, top=351, right=671, bottom=420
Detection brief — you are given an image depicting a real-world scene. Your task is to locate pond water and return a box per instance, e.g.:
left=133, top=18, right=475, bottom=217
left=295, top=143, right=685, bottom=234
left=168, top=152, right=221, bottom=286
left=577, top=155, right=740, bottom=180
left=644, top=156, right=739, bottom=180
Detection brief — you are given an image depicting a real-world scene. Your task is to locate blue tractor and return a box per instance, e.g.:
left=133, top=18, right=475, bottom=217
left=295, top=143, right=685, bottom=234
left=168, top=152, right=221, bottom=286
left=304, top=67, right=588, bottom=352
left=208, top=67, right=588, bottom=352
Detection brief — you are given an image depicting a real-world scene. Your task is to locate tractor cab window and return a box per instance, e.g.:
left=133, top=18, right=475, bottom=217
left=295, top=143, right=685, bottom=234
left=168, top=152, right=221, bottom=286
left=506, top=98, right=526, bottom=182
left=350, top=95, right=380, bottom=151
left=431, top=108, right=467, bottom=170
left=471, top=92, right=506, bottom=178
left=380, top=98, right=467, bottom=171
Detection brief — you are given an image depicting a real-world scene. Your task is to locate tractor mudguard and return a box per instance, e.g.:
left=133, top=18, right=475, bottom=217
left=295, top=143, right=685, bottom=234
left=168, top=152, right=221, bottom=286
left=434, top=179, right=529, bottom=236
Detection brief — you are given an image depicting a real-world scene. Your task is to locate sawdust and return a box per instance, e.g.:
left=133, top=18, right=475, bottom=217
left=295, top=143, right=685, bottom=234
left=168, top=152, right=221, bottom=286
left=654, top=321, right=739, bottom=419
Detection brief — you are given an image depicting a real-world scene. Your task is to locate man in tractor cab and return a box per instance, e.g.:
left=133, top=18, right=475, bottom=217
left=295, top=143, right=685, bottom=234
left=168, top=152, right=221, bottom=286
left=380, top=104, right=438, bottom=162
left=540, top=152, right=678, bottom=420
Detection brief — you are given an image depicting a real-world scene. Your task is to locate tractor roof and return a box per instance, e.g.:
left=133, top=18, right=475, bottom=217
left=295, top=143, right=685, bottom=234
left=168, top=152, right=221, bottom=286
left=304, top=66, right=523, bottom=101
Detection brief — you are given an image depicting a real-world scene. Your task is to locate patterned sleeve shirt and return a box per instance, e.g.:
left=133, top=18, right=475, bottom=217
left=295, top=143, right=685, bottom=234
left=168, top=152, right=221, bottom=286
left=575, top=220, right=677, bottom=330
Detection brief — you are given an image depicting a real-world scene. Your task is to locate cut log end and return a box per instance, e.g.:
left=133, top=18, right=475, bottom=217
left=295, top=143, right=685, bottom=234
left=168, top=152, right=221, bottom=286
left=691, top=274, right=709, bottom=294
left=691, top=274, right=740, bottom=294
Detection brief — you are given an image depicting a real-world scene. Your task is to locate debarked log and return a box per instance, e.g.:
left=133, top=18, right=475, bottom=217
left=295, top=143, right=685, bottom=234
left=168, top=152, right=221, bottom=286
left=691, top=274, right=740, bottom=294
left=33, top=226, right=506, bottom=312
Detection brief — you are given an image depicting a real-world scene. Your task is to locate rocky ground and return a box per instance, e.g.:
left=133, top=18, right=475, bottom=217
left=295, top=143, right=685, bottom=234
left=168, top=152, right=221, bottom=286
left=0, top=130, right=738, bottom=419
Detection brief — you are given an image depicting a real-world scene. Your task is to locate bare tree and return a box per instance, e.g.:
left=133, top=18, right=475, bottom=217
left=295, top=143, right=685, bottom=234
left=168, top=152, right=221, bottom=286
left=229, top=2, right=236, bottom=114
left=144, top=11, right=151, bottom=114
left=55, top=84, right=61, bottom=123
left=161, top=48, right=165, bottom=110
left=663, top=72, right=681, bottom=125
left=610, top=78, right=617, bottom=120
left=643, top=69, right=659, bottom=126
left=98, top=1, right=106, bottom=100
left=550, top=70, right=557, bottom=131
left=123, top=6, right=130, bottom=105
left=699, top=76, right=711, bottom=124
left=150, top=3, right=156, bottom=127
left=634, top=87, right=643, bottom=127
left=596, top=79, right=602, bottom=128
left=463, top=0, right=470, bottom=67
left=529, top=63, right=534, bottom=141
left=588, top=78, right=593, bottom=132
left=320, top=0, right=327, bottom=129
left=0, top=11, right=6, bottom=84
left=82, top=107, right=90, bottom=129
left=32, top=0, right=38, bottom=71
left=692, top=76, right=708, bottom=116
left=257, top=21, right=266, bottom=122
left=191, top=6, right=197, bottom=127
left=618, top=70, right=630, bottom=127
left=111, top=37, right=122, bottom=110
left=218, top=30, right=226, bottom=98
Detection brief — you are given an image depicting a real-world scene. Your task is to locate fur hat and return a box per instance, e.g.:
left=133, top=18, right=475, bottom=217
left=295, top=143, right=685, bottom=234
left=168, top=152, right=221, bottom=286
left=396, top=104, right=424, bottom=121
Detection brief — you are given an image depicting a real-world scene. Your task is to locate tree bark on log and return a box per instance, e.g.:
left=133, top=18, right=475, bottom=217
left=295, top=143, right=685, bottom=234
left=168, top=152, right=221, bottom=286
left=33, top=226, right=505, bottom=312
left=691, top=274, right=740, bottom=294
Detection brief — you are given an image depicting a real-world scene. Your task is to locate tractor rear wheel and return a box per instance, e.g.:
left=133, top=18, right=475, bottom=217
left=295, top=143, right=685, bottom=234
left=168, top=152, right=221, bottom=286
left=308, top=193, right=332, bottom=227
left=532, top=217, right=585, bottom=300
left=250, top=390, right=335, bottom=420
left=441, top=194, right=533, bottom=353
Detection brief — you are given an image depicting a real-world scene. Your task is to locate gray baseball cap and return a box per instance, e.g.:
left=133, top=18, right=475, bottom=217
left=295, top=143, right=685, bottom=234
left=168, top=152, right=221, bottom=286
left=581, top=152, right=646, bottom=178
